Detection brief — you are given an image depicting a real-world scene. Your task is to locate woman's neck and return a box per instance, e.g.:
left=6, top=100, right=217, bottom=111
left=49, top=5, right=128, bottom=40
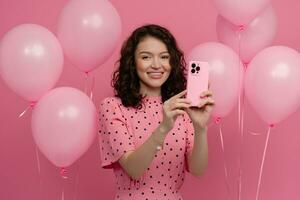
left=139, top=86, right=161, bottom=97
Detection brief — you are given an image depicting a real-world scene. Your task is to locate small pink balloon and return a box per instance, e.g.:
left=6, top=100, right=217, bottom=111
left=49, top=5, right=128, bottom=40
left=212, top=0, right=271, bottom=26
left=0, top=24, right=64, bottom=102
left=245, top=46, right=300, bottom=124
left=31, top=87, right=97, bottom=167
left=187, top=42, right=244, bottom=118
left=57, top=0, right=122, bottom=73
left=217, top=6, right=277, bottom=64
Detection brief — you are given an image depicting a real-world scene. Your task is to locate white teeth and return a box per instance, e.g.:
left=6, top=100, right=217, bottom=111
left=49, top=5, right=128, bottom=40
left=147, top=72, right=163, bottom=78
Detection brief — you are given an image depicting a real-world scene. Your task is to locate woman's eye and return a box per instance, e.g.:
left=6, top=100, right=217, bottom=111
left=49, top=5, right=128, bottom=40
left=161, top=55, right=170, bottom=59
left=142, top=56, right=150, bottom=60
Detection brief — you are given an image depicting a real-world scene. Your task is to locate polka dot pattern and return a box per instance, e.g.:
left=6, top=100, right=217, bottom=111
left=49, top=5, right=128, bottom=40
left=98, top=96, right=195, bottom=199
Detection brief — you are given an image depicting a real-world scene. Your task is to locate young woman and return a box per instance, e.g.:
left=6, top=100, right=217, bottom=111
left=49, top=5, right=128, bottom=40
left=98, top=24, right=214, bottom=200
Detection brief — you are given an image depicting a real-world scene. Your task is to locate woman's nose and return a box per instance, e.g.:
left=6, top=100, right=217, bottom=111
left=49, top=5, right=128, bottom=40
left=151, top=57, right=161, bottom=68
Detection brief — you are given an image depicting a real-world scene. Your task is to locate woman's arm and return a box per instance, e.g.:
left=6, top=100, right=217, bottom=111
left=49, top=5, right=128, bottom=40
left=185, top=90, right=214, bottom=177
left=186, top=125, right=208, bottom=177
left=118, top=90, right=191, bottom=180
left=118, top=124, right=168, bottom=180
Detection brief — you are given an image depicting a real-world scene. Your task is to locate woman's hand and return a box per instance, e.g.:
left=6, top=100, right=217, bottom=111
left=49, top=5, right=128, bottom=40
left=161, top=90, right=191, bottom=133
left=186, top=90, right=215, bottom=130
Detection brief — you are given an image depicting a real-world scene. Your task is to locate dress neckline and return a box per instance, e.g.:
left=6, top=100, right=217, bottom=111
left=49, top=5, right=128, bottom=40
left=143, top=95, right=162, bottom=103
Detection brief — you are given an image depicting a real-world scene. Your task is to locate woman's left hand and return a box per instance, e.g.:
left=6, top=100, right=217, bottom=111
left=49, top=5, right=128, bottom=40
left=185, top=90, right=215, bottom=130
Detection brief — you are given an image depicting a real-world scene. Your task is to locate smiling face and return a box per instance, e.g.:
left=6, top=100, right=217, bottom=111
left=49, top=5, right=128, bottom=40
left=134, top=36, right=171, bottom=97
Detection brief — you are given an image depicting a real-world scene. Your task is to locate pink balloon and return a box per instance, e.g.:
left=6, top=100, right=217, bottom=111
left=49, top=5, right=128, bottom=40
left=57, top=0, right=121, bottom=73
left=31, top=87, right=97, bottom=167
left=217, top=6, right=277, bottom=64
left=187, top=42, right=244, bottom=118
left=0, top=24, right=64, bottom=102
left=245, top=46, right=300, bottom=124
left=212, top=0, right=271, bottom=26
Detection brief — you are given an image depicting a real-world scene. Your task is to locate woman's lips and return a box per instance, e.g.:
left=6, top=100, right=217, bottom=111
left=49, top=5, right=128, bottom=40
left=147, top=72, right=164, bottom=79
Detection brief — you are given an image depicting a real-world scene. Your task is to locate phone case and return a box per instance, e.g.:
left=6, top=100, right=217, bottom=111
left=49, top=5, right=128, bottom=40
left=186, top=61, right=209, bottom=107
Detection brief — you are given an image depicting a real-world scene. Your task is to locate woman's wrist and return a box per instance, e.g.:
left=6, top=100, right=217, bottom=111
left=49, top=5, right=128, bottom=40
left=193, top=124, right=207, bottom=135
left=157, top=124, right=170, bottom=136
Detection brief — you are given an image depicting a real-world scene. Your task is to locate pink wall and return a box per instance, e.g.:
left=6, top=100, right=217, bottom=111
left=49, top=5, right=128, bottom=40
left=1, top=0, right=300, bottom=199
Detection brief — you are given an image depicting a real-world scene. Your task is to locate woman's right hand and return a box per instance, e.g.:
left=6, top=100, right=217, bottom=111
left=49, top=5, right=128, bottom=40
left=160, top=90, right=191, bottom=133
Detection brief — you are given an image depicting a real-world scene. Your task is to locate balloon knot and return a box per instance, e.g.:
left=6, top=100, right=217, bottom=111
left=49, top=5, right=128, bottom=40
left=269, top=124, right=275, bottom=128
left=214, top=117, right=221, bottom=124
left=29, top=101, right=36, bottom=107
left=238, top=25, right=245, bottom=31
left=60, top=167, right=68, bottom=179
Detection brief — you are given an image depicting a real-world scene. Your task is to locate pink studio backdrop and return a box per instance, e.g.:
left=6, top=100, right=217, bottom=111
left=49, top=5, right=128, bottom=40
left=0, top=0, right=300, bottom=199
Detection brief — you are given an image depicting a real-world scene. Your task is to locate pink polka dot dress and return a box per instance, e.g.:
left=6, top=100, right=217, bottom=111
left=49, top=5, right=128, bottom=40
left=98, top=96, right=195, bottom=200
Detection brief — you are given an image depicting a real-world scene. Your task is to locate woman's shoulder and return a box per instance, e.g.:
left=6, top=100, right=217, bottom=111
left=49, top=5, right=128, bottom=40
left=99, top=96, right=123, bottom=108
left=100, top=96, right=120, bottom=104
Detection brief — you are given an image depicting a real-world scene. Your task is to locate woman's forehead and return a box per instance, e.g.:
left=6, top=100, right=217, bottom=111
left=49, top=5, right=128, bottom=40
left=136, top=37, right=168, bottom=54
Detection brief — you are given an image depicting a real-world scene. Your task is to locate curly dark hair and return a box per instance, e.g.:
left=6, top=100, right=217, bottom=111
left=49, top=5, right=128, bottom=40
left=112, top=24, right=187, bottom=109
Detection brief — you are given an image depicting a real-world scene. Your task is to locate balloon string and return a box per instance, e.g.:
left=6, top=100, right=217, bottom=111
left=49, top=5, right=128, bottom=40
left=35, top=145, right=41, bottom=175
left=84, top=72, right=89, bottom=94
left=35, top=145, right=42, bottom=199
left=73, top=165, right=80, bottom=200
left=237, top=90, right=245, bottom=200
left=219, top=124, right=231, bottom=200
left=238, top=31, right=242, bottom=131
left=84, top=72, right=95, bottom=99
left=61, top=167, right=68, bottom=200
left=61, top=178, right=65, bottom=200
left=255, top=125, right=274, bottom=200
left=18, top=101, right=36, bottom=118
left=238, top=28, right=244, bottom=136
left=215, top=119, right=231, bottom=199
left=237, top=25, right=245, bottom=200
left=89, top=76, right=95, bottom=100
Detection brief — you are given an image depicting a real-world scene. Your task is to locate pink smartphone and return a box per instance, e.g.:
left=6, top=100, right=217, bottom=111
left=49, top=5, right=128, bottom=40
left=186, top=61, right=210, bottom=107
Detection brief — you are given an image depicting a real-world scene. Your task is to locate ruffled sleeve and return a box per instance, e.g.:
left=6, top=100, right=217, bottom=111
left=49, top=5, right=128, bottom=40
left=98, top=97, right=135, bottom=169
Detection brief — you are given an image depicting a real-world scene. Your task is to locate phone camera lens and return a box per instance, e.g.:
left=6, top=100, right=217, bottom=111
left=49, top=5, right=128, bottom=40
left=191, top=63, right=196, bottom=68
left=196, top=66, right=200, bottom=71
left=191, top=69, right=196, bottom=74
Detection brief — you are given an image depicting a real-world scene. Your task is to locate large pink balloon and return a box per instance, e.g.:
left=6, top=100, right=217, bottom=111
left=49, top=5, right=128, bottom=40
left=217, top=6, right=277, bottom=64
left=0, top=24, right=63, bottom=102
left=212, top=0, right=271, bottom=26
left=57, top=0, right=121, bottom=73
left=31, top=87, right=97, bottom=167
left=245, top=46, right=300, bottom=124
left=187, top=42, right=244, bottom=118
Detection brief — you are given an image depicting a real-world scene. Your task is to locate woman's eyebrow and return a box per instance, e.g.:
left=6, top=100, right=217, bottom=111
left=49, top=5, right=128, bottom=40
left=138, top=51, right=152, bottom=54
left=138, top=51, right=169, bottom=54
left=160, top=51, right=169, bottom=54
